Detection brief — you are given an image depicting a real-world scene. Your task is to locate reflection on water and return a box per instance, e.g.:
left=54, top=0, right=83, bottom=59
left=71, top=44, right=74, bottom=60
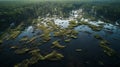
left=54, top=19, right=70, bottom=28
left=0, top=9, right=120, bottom=67
left=18, top=26, right=34, bottom=39
left=26, top=26, right=33, bottom=32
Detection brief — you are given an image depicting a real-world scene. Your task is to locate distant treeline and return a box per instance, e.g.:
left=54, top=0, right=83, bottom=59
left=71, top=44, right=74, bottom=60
left=82, top=2, right=120, bottom=22
left=0, top=1, right=120, bottom=31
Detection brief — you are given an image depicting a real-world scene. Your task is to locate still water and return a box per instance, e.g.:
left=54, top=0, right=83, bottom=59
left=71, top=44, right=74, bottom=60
left=0, top=18, right=120, bottom=67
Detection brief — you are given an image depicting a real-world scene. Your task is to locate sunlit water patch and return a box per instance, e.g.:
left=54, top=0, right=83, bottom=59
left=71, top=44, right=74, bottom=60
left=54, top=19, right=70, bottom=28
left=0, top=9, right=120, bottom=67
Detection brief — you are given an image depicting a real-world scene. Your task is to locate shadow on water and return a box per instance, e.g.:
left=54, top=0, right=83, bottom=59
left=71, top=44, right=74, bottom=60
left=0, top=10, right=120, bottom=67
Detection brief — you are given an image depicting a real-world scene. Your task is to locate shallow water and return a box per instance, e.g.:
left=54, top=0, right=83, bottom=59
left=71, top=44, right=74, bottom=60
left=0, top=18, right=120, bottom=67
left=0, top=8, right=120, bottom=67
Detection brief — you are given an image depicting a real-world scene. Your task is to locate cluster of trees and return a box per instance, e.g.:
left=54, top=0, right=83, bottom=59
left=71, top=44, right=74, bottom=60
left=81, top=1, right=120, bottom=23
left=0, top=1, right=82, bottom=31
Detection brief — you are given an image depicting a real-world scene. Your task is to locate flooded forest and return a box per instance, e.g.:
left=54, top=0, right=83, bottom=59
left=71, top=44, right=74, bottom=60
left=0, top=0, right=120, bottom=67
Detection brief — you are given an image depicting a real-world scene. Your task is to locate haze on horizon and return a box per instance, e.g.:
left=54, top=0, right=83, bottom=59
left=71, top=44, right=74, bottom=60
left=0, top=0, right=119, bottom=2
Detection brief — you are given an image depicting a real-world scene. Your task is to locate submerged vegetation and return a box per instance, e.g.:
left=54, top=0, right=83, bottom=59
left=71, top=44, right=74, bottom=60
left=52, top=40, right=65, bottom=49
left=0, top=40, right=3, bottom=44
left=99, top=40, right=116, bottom=56
left=9, top=31, right=21, bottom=39
left=15, top=50, right=63, bottom=67
left=15, top=48, right=30, bottom=54
left=94, top=34, right=116, bottom=56
left=44, top=50, right=64, bottom=60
